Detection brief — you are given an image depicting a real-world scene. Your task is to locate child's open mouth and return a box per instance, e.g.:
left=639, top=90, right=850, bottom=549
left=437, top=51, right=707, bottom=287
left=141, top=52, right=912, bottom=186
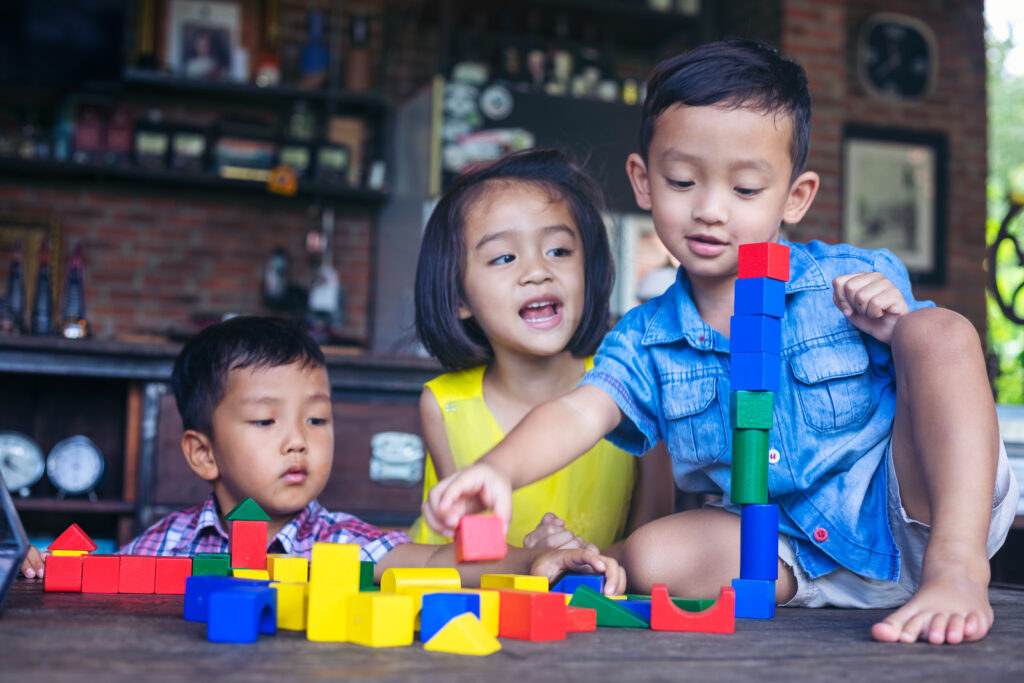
left=686, top=234, right=728, bottom=257
left=282, top=465, right=307, bottom=484
left=519, top=298, right=562, bottom=329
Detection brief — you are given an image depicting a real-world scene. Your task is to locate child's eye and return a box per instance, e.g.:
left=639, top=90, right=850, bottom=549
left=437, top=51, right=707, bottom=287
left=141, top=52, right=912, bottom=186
left=489, top=254, right=515, bottom=265
left=547, top=247, right=573, bottom=258
left=308, top=417, right=330, bottom=426
left=667, top=179, right=694, bottom=189
left=735, top=187, right=763, bottom=197
left=250, top=419, right=274, bottom=427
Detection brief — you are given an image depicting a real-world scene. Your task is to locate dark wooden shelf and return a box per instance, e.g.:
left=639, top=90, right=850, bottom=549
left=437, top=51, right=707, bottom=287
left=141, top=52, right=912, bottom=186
left=14, top=498, right=136, bottom=514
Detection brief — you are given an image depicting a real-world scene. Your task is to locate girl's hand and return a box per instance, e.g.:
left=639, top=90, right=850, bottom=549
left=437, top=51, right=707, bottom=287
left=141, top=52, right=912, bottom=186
left=833, top=272, right=909, bottom=344
left=530, top=547, right=627, bottom=596
left=523, top=512, right=598, bottom=553
left=423, top=461, right=513, bottom=538
left=21, top=545, right=46, bottom=579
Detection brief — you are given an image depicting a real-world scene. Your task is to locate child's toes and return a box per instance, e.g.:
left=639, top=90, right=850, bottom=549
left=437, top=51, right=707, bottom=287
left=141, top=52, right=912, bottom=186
left=898, top=611, right=930, bottom=643
left=926, top=613, right=950, bottom=645
left=871, top=619, right=902, bottom=642
left=943, top=614, right=966, bottom=645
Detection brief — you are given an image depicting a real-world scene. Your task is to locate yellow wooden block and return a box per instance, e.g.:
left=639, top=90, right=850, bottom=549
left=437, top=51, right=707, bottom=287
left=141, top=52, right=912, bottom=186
left=564, top=592, right=572, bottom=605
left=347, top=592, right=414, bottom=647
left=608, top=594, right=627, bottom=601
left=307, top=543, right=361, bottom=641
left=423, top=613, right=501, bottom=656
left=51, top=550, right=88, bottom=557
left=310, top=543, right=360, bottom=592
left=268, top=554, right=308, bottom=583
left=480, top=573, right=548, bottom=592
left=271, top=581, right=309, bottom=630
left=232, top=568, right=270, bottom=580
left=380, top=567, right=461, bottom=595
left=460, top=589, right=500, bottom=637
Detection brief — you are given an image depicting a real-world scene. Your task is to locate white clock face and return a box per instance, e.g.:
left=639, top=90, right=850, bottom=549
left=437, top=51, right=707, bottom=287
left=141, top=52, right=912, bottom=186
left=46, top=436, right=104, bottom=495
left=0, top=432, right=45, bottom=495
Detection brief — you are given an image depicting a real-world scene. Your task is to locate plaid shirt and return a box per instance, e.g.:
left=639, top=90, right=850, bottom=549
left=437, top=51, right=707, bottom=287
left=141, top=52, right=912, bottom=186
left=119, top=493, right=410, bottom=564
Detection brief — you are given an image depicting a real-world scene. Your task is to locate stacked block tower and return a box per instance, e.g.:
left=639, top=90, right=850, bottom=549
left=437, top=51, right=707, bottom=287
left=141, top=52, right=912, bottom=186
left=729, top=242, right=789, bottom=619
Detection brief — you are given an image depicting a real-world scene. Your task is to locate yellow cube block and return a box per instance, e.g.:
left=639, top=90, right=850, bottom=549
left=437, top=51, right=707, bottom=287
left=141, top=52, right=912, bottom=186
left=479, top=573, right=548, bottom=592
left=347, top=592, right=414, bottom=647
left=268, top=554, right=308, bottom=583
left=423, top=613, right=501, bottom=656
left=271, top=581, right=309, bottom=630
left=310, top=543, right=360, bottom=592
left=232, top=568, right=270, bottom=580
left=460, top=589, right=500, bottom=637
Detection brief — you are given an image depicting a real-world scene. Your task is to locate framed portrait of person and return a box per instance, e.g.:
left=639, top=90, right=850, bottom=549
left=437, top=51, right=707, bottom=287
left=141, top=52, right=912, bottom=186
left=164, top=0, right=243, bottom=81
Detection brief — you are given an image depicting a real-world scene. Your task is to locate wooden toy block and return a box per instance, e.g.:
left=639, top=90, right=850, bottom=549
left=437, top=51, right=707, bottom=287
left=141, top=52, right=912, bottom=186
left=307, top=543, right=361, bottom=642
left=359, top=560, right=375, bottom=590
left=44, top=554, right=82, bottom=592
left=625, top=594, right=715, bottom=612
left=154, top=556, right=192, bottom=594
left=51, top=549, right=89, bottom=556
left=192, top=553, right=231, bottom=576
left=453, top=514, right=507, bottom=563
left=185, top=576, right=269, bottom=622
left=734, top=276, right=786, bottom=318
left=310, top=543, right=361, bottom=592
left=568, top=586, right=648, bottom=628
left=650, top=584, right=735, bottom=634
left=423, top=613, right=501, bottom=656
left=460, top=589, right=500, bottom=637
left=566, top=606, right=597, bottom=632
left=347, top=592, right=415, bottom=647
left=420, top=592, right=481, bottom=642
left=268, top=554, right=308, bottom=583
left=207, top=585, right=277, bottom=643
left=550, top=573, right=605, bottom=595
left=730, top=314, right=781, bottom=354
left=232, top=568, right=271, bottom=580
left=82, top=554, right=120, bottom=593
left=730, top=391, right=774, bottom=430
left=730, top=352, right=780, bottom=392
left=480, top=573, right=547, bottom=592
left=271, top=581, right=309, bottom=630
left=619, top=600, right=651, bottom=621
left=229, top=519, right=267, bottom=571
left=738, top=242, right=790, bottom=281
left=496, top=589, right=567, bottom=641
left=740, top=504, right=780, bottom=580
left=224, top=497, right=271, bottom=522
left=380, top=567, right=461, bottom=595
left=731, top=428, right=769, bottom=504
left=118, top=555, right=156, bottom=594
left=49, top=523, right=98, bottom=553
left=732, top=578, right=776, bottom=619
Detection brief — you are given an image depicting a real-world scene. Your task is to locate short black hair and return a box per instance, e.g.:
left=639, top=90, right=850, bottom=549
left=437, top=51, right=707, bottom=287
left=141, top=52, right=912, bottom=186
left=639, top=38, right=811, bottom=182
left=171, top=316, right=326, bottom=434
left=415, top=148, right=615, bottom=371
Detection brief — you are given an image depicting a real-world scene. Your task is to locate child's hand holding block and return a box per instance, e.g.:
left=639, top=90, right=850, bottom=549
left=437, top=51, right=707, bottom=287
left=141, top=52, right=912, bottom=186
left=454, top=514, right=507, bottom=563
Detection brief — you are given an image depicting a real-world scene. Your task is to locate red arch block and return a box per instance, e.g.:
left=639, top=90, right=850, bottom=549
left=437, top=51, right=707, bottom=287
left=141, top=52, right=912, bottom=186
left=649, top=584, right=735, bottom=634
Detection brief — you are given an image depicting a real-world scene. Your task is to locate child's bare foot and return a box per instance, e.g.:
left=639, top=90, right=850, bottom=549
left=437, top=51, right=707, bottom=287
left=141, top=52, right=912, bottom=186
left=872, top=543, right=992, bottom=645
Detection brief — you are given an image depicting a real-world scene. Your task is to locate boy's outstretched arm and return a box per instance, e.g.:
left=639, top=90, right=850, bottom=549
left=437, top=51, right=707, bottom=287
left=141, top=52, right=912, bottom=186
left=832, top=272, right=909, bottom=343
left=423, top=384, right=623, bottom=538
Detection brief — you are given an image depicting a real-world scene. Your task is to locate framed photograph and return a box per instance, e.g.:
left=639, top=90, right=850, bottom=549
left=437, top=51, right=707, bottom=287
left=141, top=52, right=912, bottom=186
left=842, top=125, right=947, bottom=284
left=164, top=0, right=242, bottom=80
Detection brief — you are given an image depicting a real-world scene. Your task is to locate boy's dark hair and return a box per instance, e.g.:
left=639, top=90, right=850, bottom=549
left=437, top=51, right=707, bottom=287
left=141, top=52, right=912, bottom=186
left=415, top=148, right=615, bottom=371
left=171, top=316, right=326, bottom=434
left=639, top=38, right=811, bottom=182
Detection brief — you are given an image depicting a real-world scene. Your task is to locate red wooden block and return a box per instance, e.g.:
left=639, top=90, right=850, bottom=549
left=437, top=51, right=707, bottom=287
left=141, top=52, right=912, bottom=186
left=738, top=243, right=790, bottom=282
left=49, top=523, right=98, bottom=552
left=82, top=554, right=120, bottom=593
left=566, top=606, right=597, bottom=633
left=44, top=554, right=82, bottom=592
left=230, top=520, right=267, bottom=570
left=119, top=555, right=157, bottom=594
left=649, top=584, right=735, bottom=634
left=154, top=556, right=193, bottom=594
left=496, top=589, right=567, bottom=641
left=454, top=514, right=507, bottom=563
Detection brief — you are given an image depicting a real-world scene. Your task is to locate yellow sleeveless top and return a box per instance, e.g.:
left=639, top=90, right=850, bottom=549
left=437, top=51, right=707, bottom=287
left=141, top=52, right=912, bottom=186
left=408, top=358, right=636, bottom=548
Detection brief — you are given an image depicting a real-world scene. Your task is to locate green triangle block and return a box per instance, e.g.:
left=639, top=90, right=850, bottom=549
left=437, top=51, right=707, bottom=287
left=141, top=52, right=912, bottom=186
left=569, top=586, right=649, bottom=628
left=626, top=593, right=714, bottom=612
left=225, top=497, right=271, bottom=521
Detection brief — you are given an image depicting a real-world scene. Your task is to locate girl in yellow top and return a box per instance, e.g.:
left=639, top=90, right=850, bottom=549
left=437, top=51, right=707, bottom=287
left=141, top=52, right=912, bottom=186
left=408, top=149, right=671, bottom=549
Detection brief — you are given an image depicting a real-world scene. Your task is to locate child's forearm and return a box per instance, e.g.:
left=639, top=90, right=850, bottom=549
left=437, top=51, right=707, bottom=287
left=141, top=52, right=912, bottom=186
left=375, top=542, right=544, bottom=586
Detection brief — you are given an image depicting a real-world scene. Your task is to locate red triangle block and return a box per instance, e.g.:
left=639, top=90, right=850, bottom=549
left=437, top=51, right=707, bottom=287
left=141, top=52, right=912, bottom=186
left=50, top=523, right=98, bottom=552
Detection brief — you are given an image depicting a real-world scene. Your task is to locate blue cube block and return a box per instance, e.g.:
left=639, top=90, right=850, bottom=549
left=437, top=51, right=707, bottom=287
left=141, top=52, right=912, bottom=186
left=735, top=277, right=786, bottom=318
left=420, top=592, right=481, bottom=642
left=740, top=504, right=779, bottom=581
left=731, top=352, right=780, bottom=392
left=550, top=574, right=606, bottom=595
left=619, top=600, right=652, bottom=621
left=206, top=586, right=277, bottom=643
left=732, top=578, right=775, bottom=619
left=730, top=315, right=781, bottom=354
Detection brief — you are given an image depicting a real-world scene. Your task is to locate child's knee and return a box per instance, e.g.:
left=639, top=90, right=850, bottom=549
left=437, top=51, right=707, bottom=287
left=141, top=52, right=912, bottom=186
left=892, top=308, right=980, bottom=358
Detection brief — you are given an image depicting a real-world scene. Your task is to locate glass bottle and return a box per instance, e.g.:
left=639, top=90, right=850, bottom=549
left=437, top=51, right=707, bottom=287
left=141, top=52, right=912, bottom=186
left=0, top=239, right=26, bottom=335
left=60, top=242, right=89, bottom=339
left=30, top=238, right=53, bottom=336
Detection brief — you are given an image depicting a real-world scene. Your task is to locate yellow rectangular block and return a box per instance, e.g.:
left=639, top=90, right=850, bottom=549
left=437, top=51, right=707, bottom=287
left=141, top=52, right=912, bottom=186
left=307, top=590, right=350, bottom=642
left=268, top=554, right=308, bottom=583
left=480, top=573, right=548, bottom=592
left=271, top=581, right=309, bottom=630
left=608, top=594, right=627, bottom=601
left=307, top=543, right=361, bottom=641
left=347, top=592, right=414, bottom=647
left=310, top=543, right=360, bottom=592
left=51, top=550, right=89, bottom=557
left=232, top=568, right=270, bottom=580
left=461, top=589, right=500, bottom=637
left=380, top=567, right=461, bottom=594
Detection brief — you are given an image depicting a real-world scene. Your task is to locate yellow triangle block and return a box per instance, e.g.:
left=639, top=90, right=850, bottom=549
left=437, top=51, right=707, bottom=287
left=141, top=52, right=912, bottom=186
left=424, top=613, right=500, bottom=656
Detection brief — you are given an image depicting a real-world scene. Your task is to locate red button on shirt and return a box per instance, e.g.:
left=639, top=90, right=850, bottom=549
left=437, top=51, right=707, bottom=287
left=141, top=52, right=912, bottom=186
left=813, top=527, right=828, bottom=542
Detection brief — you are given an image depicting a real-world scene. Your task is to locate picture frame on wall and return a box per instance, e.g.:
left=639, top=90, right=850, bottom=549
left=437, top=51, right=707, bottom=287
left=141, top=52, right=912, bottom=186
left=842, top=125, right=947, bottom=285
left=164, top=0, right=244, bottom=81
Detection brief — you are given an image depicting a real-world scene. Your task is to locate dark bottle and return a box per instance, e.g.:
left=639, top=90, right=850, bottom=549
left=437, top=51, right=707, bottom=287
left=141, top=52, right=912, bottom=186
left=1, top=239, right=26, bottom=334
left=60, top=242, right=89, bottom=339
left=30, top=237, right=53, bottom=335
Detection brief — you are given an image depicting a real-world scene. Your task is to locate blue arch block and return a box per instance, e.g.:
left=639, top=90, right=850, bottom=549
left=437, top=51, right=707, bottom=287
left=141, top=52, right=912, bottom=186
left=184, top=575, right=270, bottom=622
left=207, top=586, right=277, bottom=643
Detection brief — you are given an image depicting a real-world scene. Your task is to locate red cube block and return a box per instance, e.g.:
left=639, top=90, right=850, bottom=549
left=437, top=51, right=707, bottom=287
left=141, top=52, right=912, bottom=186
left=119, top=555, right=157, bottom=594
left=154, top=556, right=193, bottom=594
left=738, top=242, right=790, bottom=282
left=497, top=589, right=567, bottom=641
left=82, top=554, right=120, bottom=593
left=229, top=520, right=267, bottom=570
left=44, top=554, right=83, bottom=592
left=454, top=514, right=507, bottom=563
left=566, top=606, right=597, bottom=632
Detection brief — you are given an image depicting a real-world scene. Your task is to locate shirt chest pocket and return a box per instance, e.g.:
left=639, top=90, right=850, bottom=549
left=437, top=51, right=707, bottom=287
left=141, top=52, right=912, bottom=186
left=789, top=343, right=874, bottom=432
left=661, top=376, right=729, bottom=462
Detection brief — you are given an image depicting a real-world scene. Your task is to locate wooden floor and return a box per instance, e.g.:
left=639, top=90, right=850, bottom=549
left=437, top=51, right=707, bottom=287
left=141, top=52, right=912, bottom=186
left=2, top=580, right=1023, bottom=682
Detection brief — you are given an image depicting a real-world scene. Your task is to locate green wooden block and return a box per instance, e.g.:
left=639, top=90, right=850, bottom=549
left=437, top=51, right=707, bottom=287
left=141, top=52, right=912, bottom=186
left=225, top=497, right=270, bottom=521
left=192, top=553, right=231, bottom=576
left=730, top=391, right=774, bottom=430
left=625, top=593, right=715, bottom=612
left=359, top=560, right=375, bottom=590
left=731, top=428, right=769, bottom=504
left=569, top=586, right=649, bottom=628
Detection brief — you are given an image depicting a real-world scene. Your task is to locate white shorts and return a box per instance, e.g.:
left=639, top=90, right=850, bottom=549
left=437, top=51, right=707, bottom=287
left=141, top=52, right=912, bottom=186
left=778, top=439, right=1020, bottom=608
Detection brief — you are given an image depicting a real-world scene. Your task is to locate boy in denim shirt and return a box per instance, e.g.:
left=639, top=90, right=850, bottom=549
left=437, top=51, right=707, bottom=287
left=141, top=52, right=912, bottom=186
left=424, top=39, right=1019, bottom=644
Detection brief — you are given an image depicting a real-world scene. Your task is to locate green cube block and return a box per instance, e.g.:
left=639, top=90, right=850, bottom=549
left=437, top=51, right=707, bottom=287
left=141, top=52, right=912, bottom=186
left=359, top=560, right=375, bottom=591
left=730, top=391, right=774, bottom=430
left=192, top=553, right=231, bottom=576
left=731, top=428, right=769, bottom=504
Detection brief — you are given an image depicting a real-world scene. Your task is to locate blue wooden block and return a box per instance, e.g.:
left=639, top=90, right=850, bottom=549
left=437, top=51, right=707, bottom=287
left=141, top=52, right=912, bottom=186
left=184, top=575, right=270, bottom=622
left=619, top=600, right=652, bottom=621
left=735, top=277, right=786, bottom=318
left=206, top=586, right=277, bottom=643
left=730, top=315, right=781, bottom=354
left=550, top=574, right=605, bottom=595
left=420, top=592, right=481, bottom=642
left=740, top=504, right=779, bottom=581
left=731, top=578, right=775, bottom=619
left=730, top=352, right=780, bottom=392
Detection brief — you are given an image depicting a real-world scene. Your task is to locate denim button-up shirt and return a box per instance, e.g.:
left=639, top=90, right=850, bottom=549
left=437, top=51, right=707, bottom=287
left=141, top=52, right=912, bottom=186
left=583, top=240, right=933, bottom=581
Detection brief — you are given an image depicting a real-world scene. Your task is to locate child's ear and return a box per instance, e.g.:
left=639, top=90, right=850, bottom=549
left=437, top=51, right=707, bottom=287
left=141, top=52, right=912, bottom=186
left=458, top=301, right=473, bottom=320
left=626, top=153, right=653, bottom=211
left=782, top=170, right=820, bottom=224
left=181, top=429, right=219, bottom=483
